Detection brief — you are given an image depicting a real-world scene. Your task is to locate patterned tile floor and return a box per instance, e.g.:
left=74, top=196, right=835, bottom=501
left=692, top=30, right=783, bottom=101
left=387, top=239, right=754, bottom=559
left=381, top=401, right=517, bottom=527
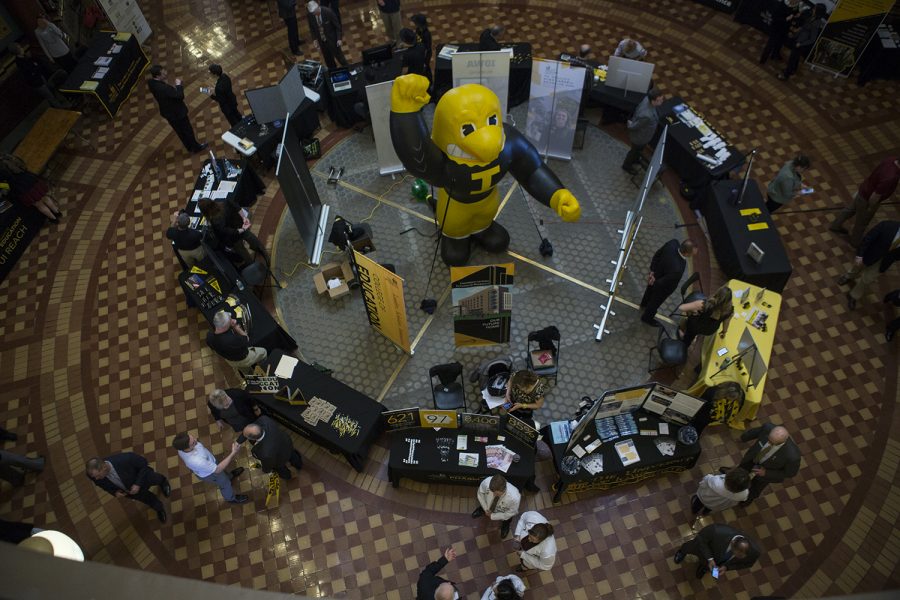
left=2, top=1, right=899, bottom=598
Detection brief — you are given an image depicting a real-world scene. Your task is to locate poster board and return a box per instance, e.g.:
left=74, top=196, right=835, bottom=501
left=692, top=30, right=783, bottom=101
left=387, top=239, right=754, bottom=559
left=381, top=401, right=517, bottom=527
left=419, top=409, right=459, bottom=429
left=524, top=59, right=585, bottom=160
left=96, top=0, right=152, bottom=44
left=450, top=263, right=514, bottom=346
left=366, top=80, right=404, bottom=175
left=383, top=407, right=421, bottom=431
left=451, top=50, right=511, bottom=115
left=460, top=412, right=501, bottom=433
left=354, top=250, right=412, bottom=353
left=503, top=413, right=539, bottom=447
left=808, top=0, right=896, bottom=76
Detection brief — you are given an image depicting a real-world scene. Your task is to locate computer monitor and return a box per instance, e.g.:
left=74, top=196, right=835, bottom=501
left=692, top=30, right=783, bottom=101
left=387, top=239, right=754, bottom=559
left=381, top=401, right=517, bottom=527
left=279, top=65, right=306, bottom=115
left=362, top=43, right=393, bottom=66
left=245, top=84, right=284, bottom=124
left=605, top=55, right=654, bottom=95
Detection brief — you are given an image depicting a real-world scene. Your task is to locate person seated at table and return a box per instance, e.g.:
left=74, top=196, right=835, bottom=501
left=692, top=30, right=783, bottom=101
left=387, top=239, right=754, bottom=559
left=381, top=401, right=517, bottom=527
left=691, top=467, right=751, bottom=517
left=678, top=285, right=734, bottom=348
left=504, top=370, right=548, bottom=430
left=34, top=16, right=77, bottom=74
left=698, top=381, right=745, bottom=432
left=166, top=210, right=206, bottom=266
left=198, top=197, right=268, bottom=267
left=479, top=25, right=504, bottom=51
left=472, top=474, right=520, bottom=539
left=207, top=388, right=260, bottom=438
left=614, top=37, right=647, bottom=61
left=0, top=152, right=62, bottom=222
left=410, top=14, right=433, bottom=82
left=765, top=153, right=811, bottom=213
left=207, top=309, right=268, bottom=373
left=480, top=574, right=525, bottom=600
left=513, top=511, right=557, bottom=574
left=10, top=43, right=71, bottom=109
left=399, top=28, right=429, bottom=77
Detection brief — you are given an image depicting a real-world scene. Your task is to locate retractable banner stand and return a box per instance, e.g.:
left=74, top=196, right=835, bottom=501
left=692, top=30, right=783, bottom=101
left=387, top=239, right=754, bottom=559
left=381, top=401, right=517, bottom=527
left=451, top=50, right=511, bottom=115
left=366, top=80, right=404, bottom=175
left=450, top=263, right=514, bottom=347
left=353, top=250, right=412, bottom=354
left=96, top=0, right=152, bottom=44
left=808, top=0, right=896, bottom=76
left=524, top=59, right=585, bottom=161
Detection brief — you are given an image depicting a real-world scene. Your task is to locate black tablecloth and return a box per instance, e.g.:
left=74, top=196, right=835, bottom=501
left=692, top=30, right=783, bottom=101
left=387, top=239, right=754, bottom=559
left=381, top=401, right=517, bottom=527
left=252, top=349, right=385, bottom=472
left=59, top=32, right=148, bottom=117
left=325, top=59, right=402, bottom=129
left=178, top=256, right=297, bottom=352
left=184, top=158, right=264, bottom=213
left=659, top=97, right=746, bottom=189
left=857, top=30, right=900, bottom=85
left=734, top=0, right=783, bottom=33
left=589, top=80, right=647, bottom=113
left=0, top=202, right=44, bottom=284
left=434, top=43, right=532, bottom=108
left=230, top=99, right=319, bottom=169
left=547, top=413, right=701, bottom=501
left=388, top=428, right=536, bottom=489
left=703, top=180, right=792, bottom=292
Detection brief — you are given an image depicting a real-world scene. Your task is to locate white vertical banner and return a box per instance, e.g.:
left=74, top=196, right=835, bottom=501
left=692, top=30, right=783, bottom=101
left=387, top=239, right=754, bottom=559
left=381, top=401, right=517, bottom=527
left=366, top=80, right=404, bottom=175
left=451, top=50, right=511, bottom=115
left=96, top=0, right=152, bottom=44
left=525, top=59, right=585, bottom=161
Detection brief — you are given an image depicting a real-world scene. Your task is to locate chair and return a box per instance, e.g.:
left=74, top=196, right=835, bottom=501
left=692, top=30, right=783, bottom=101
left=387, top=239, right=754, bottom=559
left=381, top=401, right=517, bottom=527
left=680, top=272, right=705, bottom=305
left=647, top=322, right=688, bottom=374
left=429, top=362, right=466, bottom=411
left=526, top=326, right=561, bottom=383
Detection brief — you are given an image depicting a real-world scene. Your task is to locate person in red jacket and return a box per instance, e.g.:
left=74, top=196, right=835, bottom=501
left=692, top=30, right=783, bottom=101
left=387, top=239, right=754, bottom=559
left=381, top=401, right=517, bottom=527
left=830, top=156, right=900, bottom=245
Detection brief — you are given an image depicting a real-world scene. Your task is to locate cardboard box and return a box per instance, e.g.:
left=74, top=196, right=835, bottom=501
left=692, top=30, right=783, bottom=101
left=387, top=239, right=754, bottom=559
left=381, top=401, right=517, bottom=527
left=313, top=261, right=354, bottom=300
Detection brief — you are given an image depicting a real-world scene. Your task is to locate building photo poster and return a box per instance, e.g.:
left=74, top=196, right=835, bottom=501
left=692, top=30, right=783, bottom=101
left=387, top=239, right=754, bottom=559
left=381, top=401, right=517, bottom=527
left=450, top=263, right=514, bottom=347
left=808, top=0, right=896, bottom=76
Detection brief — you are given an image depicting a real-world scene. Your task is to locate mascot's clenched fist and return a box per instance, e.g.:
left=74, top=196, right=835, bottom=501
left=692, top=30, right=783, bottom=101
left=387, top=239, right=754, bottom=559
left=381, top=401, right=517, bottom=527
left=390, top=74, right=581, bottom=266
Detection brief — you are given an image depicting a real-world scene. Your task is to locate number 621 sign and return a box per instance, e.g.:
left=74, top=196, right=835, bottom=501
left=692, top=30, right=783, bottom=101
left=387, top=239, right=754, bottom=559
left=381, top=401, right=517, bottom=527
left=419, top=409, right=459, bottom=429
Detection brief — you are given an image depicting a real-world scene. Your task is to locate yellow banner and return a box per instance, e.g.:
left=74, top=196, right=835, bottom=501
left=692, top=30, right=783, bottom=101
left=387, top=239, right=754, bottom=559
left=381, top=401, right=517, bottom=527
left=353, top=251, right=412, bottom=354
left=830, top=0, right=895, bottom=22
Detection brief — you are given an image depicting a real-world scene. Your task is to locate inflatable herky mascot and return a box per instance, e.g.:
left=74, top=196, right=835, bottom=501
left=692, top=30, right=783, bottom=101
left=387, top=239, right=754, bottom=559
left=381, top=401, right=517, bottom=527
left=389, top=74, right=581, bottom=266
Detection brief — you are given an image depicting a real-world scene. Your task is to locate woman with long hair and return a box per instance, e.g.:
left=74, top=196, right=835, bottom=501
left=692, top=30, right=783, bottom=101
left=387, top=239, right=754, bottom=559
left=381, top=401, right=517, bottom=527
left=678, top=285, right=734, bottom=348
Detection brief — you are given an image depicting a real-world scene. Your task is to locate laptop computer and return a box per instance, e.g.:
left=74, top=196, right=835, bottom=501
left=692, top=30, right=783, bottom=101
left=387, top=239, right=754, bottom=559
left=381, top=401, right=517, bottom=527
left=330, top=68, right=352, bottom=92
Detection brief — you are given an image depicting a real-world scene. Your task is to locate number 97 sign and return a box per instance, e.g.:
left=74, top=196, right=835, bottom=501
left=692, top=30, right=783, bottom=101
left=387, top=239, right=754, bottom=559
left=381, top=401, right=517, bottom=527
left=419, top=410, right=459, bottom=429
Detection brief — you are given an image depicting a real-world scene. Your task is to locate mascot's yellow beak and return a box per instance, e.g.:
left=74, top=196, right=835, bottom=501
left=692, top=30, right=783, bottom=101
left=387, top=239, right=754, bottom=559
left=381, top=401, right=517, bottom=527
left=432, top=84, right=505, bottom=165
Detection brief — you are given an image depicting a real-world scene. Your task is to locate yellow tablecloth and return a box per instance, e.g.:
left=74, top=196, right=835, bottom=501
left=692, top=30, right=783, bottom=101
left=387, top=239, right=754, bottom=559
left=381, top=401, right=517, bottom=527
left=687, top=279, right=781, bottom=428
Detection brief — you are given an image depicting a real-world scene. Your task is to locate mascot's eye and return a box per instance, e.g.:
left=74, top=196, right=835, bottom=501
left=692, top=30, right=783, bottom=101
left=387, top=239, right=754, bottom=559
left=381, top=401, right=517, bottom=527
left=461, top=123, right=476, bottom=137
left=487, top=114, right=498, bottom=126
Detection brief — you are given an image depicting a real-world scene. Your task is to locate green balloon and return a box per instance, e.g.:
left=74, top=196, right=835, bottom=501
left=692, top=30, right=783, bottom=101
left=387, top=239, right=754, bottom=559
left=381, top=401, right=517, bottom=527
left=411, top=178, right=429, bottom=201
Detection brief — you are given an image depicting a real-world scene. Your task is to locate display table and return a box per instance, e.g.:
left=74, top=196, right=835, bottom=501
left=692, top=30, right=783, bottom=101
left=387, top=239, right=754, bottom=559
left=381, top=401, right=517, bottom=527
left=249, top=350, right=386, bottom=472
left=325, top=59, right=402, bottom=129
left=857, top=24, right=900, bottom=86
left=687, top=279, right=781, bottom=428
left=182, top=158, right=265, bottom=217
left=223, top=99, right=319, bottom=170
left=59, top=32, right=149, bottom=117
left=734, top=0, right=783, bottom=34
left=178, top=256, right=296, bottom=352
left=658, top=97, right=745, bottom=189
left=388, top=427, right=536, bottom=490
left=545, top=383, right=706, bottom=502
left=702, top=180, right=792, bottom=292
left=13, top=108, right=82, bottom=174
left=434, top=43, right=532, bottom=107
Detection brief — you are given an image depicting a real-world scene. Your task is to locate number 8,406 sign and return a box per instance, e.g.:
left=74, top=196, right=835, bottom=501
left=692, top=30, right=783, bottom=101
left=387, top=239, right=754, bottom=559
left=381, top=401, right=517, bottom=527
left=419, top=410, right=459, bottom=429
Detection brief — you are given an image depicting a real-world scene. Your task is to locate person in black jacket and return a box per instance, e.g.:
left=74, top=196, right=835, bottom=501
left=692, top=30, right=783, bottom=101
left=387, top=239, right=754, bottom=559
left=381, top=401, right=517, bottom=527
left=842, top=220, right=899, bottom=309
left=147, top=65, right=206, bottom=153
left=243, top=416, right=303, bottom=479
left=639, top=239, right=696, bottom=326
left=724, top=422, right=801, bottom=504
left=416, top=546, right=458, bottom=600
left=410, top=14, right=433, bottom=83
left=207, top=64, right=243, bottom=126
left=208, top=388, right=260, bottom=437
left=86, top=453, right=171, bottom=523
left=759, top=0, right=803, bottom=65
left=479, top=26, right=504, bottom=51
left=11, top=43, right=69, bottom=109
left=277, top=0, right=305, bottom=56
left=166, top=211, right=205, bottom=265
left=399, top=28, right=428, bottom=77
left=307, top=1, right=348, bottom=69
left=778, top=3, right=827, bottom=81
left=674, top=523, right=760, bottom=579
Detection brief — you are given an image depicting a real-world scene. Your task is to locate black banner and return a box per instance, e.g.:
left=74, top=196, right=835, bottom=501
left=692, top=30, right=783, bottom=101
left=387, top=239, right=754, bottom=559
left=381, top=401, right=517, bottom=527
left=693, top=0, right=739, bottom=14
left=0, top=204, right=44, bottom=284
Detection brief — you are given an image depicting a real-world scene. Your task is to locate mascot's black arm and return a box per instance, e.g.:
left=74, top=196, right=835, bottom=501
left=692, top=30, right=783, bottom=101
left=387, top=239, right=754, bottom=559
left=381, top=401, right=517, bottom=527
left=504, top=125, right=565, bottom=208
left=390, top=111, right=449, bottom=188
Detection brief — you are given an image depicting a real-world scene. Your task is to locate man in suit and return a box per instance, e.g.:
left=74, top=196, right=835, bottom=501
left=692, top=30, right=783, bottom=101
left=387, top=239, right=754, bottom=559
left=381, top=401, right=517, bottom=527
left=640, top=239, right=697, bottom=326
left=730, top=422, right=801, bottom=504
left=840, top=220, right=899, bottom=310
left=307, top=1, right=348, bottom=69
left=674, top=523, right=760, bottom=579
left=416, top=546, right=458, bottom=600
left=86, top=453, right=171, bottom=523
left=622, top=88, right=664, bottom=174
left=207, top=64, right=243, bottom=126
left=243, top=416, right=303, bottom=479
left=277, top=0, right=305, bottom=56
left=147, top=65, right=207, bottom=153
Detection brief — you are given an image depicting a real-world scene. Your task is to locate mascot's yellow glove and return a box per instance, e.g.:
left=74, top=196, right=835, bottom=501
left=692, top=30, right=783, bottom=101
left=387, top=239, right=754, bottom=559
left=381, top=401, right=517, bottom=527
left=550, top=189, right=581, bottom=222
left=391, top=74, right=431, bottom=113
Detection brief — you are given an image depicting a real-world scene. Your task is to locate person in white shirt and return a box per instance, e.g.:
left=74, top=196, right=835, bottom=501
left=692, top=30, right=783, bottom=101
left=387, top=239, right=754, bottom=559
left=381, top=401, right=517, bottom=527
left=471, top=474, right=520, bottom=539
left=172, top=432, right=249, bottom=504
left=513, top=511, right=557, bottom=573
left=34, top=16, right=76, bottom=73
left=480, top=574, right=525, bottom=600
left=614, top=38, right=647, bottom=61
left=692, top=467, right=750, bottom=515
